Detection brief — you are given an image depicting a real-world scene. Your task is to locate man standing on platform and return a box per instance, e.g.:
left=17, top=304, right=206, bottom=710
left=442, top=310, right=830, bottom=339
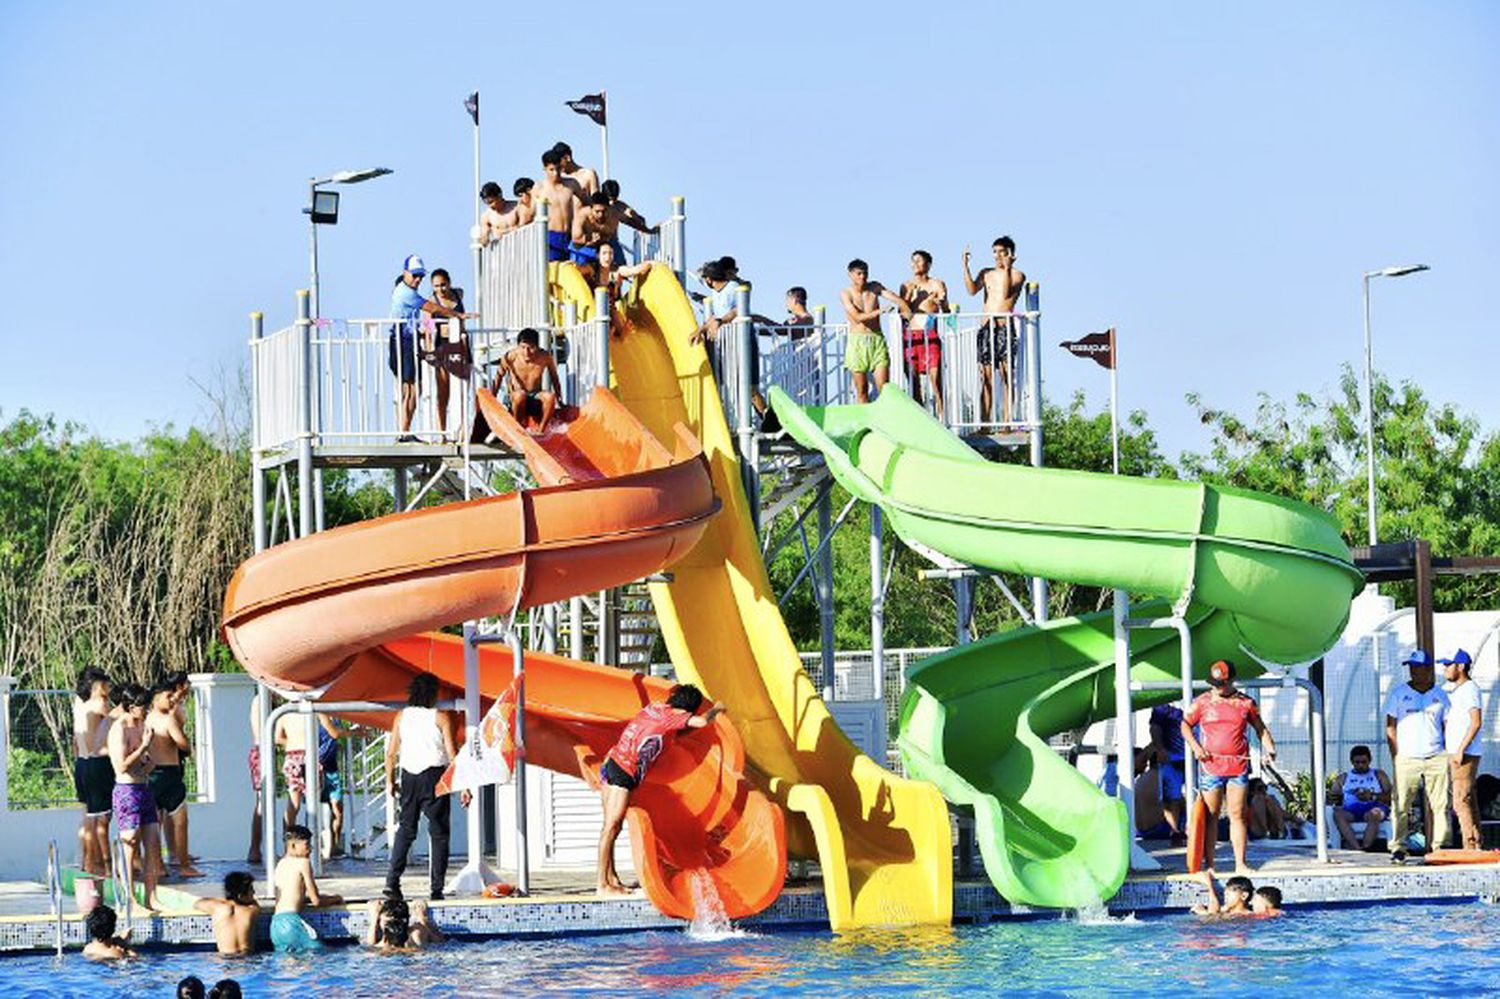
left=1384, top=650, right=1451, bottom=862
left=1442, top=649, right=1484, bottom=850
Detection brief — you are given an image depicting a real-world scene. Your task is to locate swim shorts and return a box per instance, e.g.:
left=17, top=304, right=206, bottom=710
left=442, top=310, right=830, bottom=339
left=248, top=744, right=262, bottom=793
left=1343, top=799, right=1383, bottom=821
left=150, top=762, right=188, bottom=815
left=903, top=323, right=942, bottom=376
left=283, top=750, right=307, bottom=796
left=270, top=912, right=324, bottom=953
left=320, top=769, right=345, bottom=804
left=386, top=329, right=421, bottom=385
left=600, top=757, right=639, bottom=792
left=112, top=782, right=158, bottom=833
left=569, top=242, right=600, bottom=267
left=74, top=756, right=115, bottom=816
left=845, top=329, right=890, bottom=374
left=1160, top=760, right=1186, bottom=803
left=976, top=318, right=1019, bottom=368
left=1198, top=770, right=1250, bottom=793
left=547, top=230, right=570, bottom=263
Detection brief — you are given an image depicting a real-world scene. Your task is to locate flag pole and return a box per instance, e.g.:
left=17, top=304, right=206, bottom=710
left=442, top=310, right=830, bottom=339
left=599, top=89, right=610, bottom=181
left=1108, top=327, right=1120, bottom=474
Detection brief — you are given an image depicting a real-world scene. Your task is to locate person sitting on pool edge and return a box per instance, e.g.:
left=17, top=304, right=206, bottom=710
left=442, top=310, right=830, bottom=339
left=364, top=897, right=445, bottom=952
left=194, top=870, right=261, bottom=956
left=1181, top=659, right=1278, bottom=875
left=271, top=824, right=343, bottom=953
left=596, top=684, right=726, bottom=897
left=82, top=903, right=136, bottom=960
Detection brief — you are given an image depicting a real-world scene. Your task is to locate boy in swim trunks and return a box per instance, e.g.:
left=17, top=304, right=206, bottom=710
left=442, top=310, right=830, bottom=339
left=537, top=149, right=585, bottom=263
left=83, top=903, right=137, bottom=960
left=364, top=897, right=444, bottom=953
left=148, top=678, right=202, bottom=879
left=899, top=250, right=948, bottom=416
left=494, top=328, right=561, bottom=433
left=596, top=685, right=725, bottom=896
left=961, top=236, right=1026, bottom=423
left=840, top=259, right=910, bottom=403
left=272, top=824, right=342, bottom=952
left=193, top=871, right=261, bottom=956
left=1181, top=660, right=1278, bottom=876
left=570, top=192, right=613, bottom=276
left=108, top=683, right=161, bottom=910
left=73, top=666, right=115, bottom=877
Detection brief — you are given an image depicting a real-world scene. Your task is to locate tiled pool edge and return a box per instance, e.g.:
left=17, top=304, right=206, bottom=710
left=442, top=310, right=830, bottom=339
left=3, top=866, right=1498, bottom=953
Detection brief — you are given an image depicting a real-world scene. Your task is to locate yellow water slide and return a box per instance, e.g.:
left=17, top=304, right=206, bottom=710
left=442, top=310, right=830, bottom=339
left=554, top=263, right=952, bottom=929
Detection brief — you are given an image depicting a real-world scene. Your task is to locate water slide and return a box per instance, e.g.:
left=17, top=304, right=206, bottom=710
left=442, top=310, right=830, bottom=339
left=547, top=263, right=953, bottom=931
left=221, top=387, right=786, bottom=920
left=772, top=387, right=1364, bottom=908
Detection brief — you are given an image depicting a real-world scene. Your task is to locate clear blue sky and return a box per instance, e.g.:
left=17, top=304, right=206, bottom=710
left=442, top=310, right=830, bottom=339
left=2, top=1, right=1495, bottom=458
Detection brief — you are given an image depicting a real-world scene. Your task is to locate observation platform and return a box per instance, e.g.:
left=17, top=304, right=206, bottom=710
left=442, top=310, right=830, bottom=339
left=5, top=844, right=1497, bottom=953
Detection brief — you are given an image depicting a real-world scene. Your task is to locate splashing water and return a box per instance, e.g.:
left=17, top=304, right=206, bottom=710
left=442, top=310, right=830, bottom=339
left=1068, top=900, right=1140, bottom=925
left=685, top=869, right=751, bottom=941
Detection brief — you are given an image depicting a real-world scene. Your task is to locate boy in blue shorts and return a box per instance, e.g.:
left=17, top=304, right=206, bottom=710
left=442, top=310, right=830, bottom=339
left=271, top=825, right=342, bottom=952
left=1330, top=745, right=1392, bottom=851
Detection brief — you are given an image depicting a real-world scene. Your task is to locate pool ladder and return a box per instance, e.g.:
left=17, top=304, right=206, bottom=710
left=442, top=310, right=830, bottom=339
left=44, top=840, right=62, bottom=957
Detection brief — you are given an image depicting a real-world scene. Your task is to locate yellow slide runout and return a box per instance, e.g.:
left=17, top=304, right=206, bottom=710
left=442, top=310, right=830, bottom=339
left=579, top=262, right=952, bottom=930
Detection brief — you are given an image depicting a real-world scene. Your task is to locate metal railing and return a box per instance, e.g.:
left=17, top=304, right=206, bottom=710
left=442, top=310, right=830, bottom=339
left=756, top=321, right=854, bottom=411
left=886, top=308, right=1040, bottom=432
left=476, top=218, right=549, bottom=331
left=46, top=839, right=63, bottom=956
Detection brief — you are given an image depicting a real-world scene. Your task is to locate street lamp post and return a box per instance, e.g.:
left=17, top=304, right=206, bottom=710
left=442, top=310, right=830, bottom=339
left=1361, top=263, right=1429, bottom=547
left=306, top=167, right=393, bottom=319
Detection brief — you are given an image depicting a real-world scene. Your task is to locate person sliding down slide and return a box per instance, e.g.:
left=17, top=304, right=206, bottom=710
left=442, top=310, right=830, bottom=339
left=596, top=684, right=725, bottom=896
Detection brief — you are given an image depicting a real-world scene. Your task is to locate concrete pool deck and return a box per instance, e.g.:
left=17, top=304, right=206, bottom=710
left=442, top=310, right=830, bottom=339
left=3, top=841, right=1498, bottom=953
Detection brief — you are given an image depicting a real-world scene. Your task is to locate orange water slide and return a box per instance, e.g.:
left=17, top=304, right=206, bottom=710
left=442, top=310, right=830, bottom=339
left=221, top=387, right=786, bottom=919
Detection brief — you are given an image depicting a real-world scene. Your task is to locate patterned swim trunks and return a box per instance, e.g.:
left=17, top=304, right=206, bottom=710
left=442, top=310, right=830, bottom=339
left=112, top=782, right=158, bottom=833
left=283, top=750, right=307, bottom=795
left=248, top=744, right=262, bottom=792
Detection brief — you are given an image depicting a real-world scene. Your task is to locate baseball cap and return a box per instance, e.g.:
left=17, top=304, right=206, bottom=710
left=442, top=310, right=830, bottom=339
left=1402, top=649, right=1434, bottom=668
left=403, top=254, right=427, bottom=277
left=1208, top=660, right=1236, bottom=687
left=1438, top=649, right=1473, bottom=668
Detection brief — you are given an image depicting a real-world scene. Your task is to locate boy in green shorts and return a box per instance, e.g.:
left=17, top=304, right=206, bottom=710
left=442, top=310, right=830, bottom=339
left=840, top=258, right=909, bottom=403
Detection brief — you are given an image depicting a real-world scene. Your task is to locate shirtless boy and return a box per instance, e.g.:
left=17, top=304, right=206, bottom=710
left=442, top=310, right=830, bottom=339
left=600, top=179, right=658, bottom=250
left=83, top=903, right=136, bottom=960
left=900, top=250, right=948, bottom=416
left=570, top=192, right=614, bottom=273
left=271, top=824, right=342, bottom=953
left=509, top=177, right=538, bottom=227
left=538, top=150, right=585, bottom=263
left=495, top=328, right=561, bottom=432
left=961, top=236, right=1026, bottom=423
left=1192, top=871, right=1283, bottom=917
left=73, top=667, right=114, bottom=877
left=840, top=258, right=910, bottom=403
left=552, top=141, right=599, bottom=196
left=108, top=683, right=161, bottom=910
left=148, top=680, right=202, bottom=878
left=365, top=897, right=445, bottom=953
left=477, top=181, right=514, bottom=243
left=596, top=685, right=725, bottom=896
left=194, top=871, right=261, bottom=956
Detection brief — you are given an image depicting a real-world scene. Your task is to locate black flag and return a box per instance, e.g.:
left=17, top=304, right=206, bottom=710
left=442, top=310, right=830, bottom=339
left=565, top=92, right=607, bottom=127
left=464, top=91, right=479, bottom=126
left=1058, top=328, right=1116, bottom=370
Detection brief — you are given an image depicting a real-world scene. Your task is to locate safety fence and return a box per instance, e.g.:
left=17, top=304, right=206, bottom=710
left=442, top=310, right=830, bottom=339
left=475, top=220, right=549, bottom=332
left=3, top=686, right=208, bottom=810
left=885, top=309, right=1040, bottom=433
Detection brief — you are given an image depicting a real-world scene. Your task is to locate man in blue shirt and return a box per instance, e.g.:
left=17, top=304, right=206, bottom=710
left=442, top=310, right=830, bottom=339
left=389, top=255, right=472, bottom=441
left=316, top=718, right=346, bottom=857
left=1149, top=701, right=1188, bottom=844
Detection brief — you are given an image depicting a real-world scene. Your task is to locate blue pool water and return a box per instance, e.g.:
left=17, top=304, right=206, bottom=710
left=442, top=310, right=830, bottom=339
left=1, top=900, right=1495, bottom=996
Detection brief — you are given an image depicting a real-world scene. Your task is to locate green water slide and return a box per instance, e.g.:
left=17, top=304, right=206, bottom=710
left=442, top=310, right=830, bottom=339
left=770, top=387, right=1364, bottom=908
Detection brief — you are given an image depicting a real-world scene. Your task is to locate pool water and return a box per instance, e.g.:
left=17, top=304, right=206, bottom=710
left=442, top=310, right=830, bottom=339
left=1, top=900, right=1494, bottom=996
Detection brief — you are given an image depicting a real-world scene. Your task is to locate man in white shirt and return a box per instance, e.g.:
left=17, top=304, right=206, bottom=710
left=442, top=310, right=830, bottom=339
left=1442, top=649, right=1484, bottom=850
left=1384, top=650, right=1451, bottom=862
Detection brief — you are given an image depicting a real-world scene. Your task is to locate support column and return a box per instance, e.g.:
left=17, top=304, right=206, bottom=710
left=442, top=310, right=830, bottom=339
left=250, top=312, right=268, bottom=553
left=1414, top=539, right=1435, bottom=658
left=535, top=201, right=551, bottom=331
left=569, top=597, right=584, bottom=661
left=296, top=290, right=314, bottom=539
left=450, top=623, right=500, bottom=895
left=870, top=507, right=886, bottom=706
left=303, top=702, right=322, bottom=875
left=1111, top=590, right=1135, bottom=835
left=735, top=286, right=758, bottom=530
left=394, top=467, right=408, bottom=513
left=670, top=196, right=686, bottom=287
left=816, top=487, right=835, bottom=702
left=594, top=287, right=611, bottom=389
left=954, top=577, right=973, bottom=646
left=1025, top=284, right=1049, bottom=623
left=813, top=305, right=829, bottom=404
left=511, top=634, right=529, bottom=896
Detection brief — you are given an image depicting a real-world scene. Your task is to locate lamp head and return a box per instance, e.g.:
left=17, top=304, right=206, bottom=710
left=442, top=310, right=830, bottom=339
left=329, top=167, right=393, bottom=185
left=1377, top=264, right=1430, bottom=278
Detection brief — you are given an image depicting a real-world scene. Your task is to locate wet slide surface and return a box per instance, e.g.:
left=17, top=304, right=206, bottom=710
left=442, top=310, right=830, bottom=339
left=222, top=388, right=784, bottom=920
left=773, top=387, right=1363, bottom=908
left=547, top=263, right=952, bottom=930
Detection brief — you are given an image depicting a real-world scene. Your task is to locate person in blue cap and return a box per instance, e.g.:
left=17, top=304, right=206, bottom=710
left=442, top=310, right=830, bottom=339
left=1442, top=649, right=1483, bottom=849
left=389, top=255, right=474, bottom=442
left=1383, top=649, right=1450, bottom=862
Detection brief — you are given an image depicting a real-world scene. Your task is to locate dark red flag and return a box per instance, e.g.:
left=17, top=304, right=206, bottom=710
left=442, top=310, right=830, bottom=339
left=1059, top=328, right=1116, bottom=370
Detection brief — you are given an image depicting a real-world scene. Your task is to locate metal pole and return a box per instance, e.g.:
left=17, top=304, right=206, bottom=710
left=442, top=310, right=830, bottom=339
left=1108, top=327, right=1120, bottom=476
left=954, top=578, right=972, bottom=646
left=296, top=290, right=314, bottom=540
left=817, top=487, right=835, bottom=702
left=302, top=701, right=322, bottom=875
left=570, top=597, right=584, bottom=660
left=814, top=305, right=829, bottom=404
left=1176, top=620, right=1196, bottom=816
left=1309, top=680, right=1329, bottom=863
left=461, top=622, right=484, bottom=892
left=735, top=286, right=757, bottom=527
left=1026, top=284, right=1048, bottom=622
left=1362, top=273, right=1378, bottom=547
left=1111, top=589, right=1136, bottom=838
left=511, top=633, right=529, bottom=895
left=394, top=467, right=408, bottom=513
left=870, top=507, right=886, bottom=707
left=250, top=312, right=268, bottom=553
left=599, top=99, right=610, bottom=181
left=535, top=200, right=551, bottom=330
left=261, top=697, right=278, bottom=893
left=594, top=287, right=611, bottom=388
left=309, top=181, right=320, bottom=320
left=670, top=196, right=686, bottom=287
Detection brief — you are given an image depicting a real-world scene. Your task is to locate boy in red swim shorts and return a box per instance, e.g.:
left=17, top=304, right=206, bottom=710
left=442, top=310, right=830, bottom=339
left=899, top=250, right=948, bottom=416
left=1182, top=660, right=1278, bottom=875
left=596, top=684, right=725, bottom=896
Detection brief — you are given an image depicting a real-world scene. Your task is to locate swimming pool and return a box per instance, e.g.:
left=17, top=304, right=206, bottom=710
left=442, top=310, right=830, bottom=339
left=1, top=900, right=1494, bottom=996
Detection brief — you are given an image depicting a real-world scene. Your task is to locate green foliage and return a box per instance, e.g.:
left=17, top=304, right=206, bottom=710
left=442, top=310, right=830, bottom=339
left=6, top=745, right=74, bottom=810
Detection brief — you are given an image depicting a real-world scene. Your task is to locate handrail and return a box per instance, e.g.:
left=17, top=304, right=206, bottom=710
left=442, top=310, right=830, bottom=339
left=46, top=839, right=62, bottom=957
left=110, top=835, right=133, bottom=937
